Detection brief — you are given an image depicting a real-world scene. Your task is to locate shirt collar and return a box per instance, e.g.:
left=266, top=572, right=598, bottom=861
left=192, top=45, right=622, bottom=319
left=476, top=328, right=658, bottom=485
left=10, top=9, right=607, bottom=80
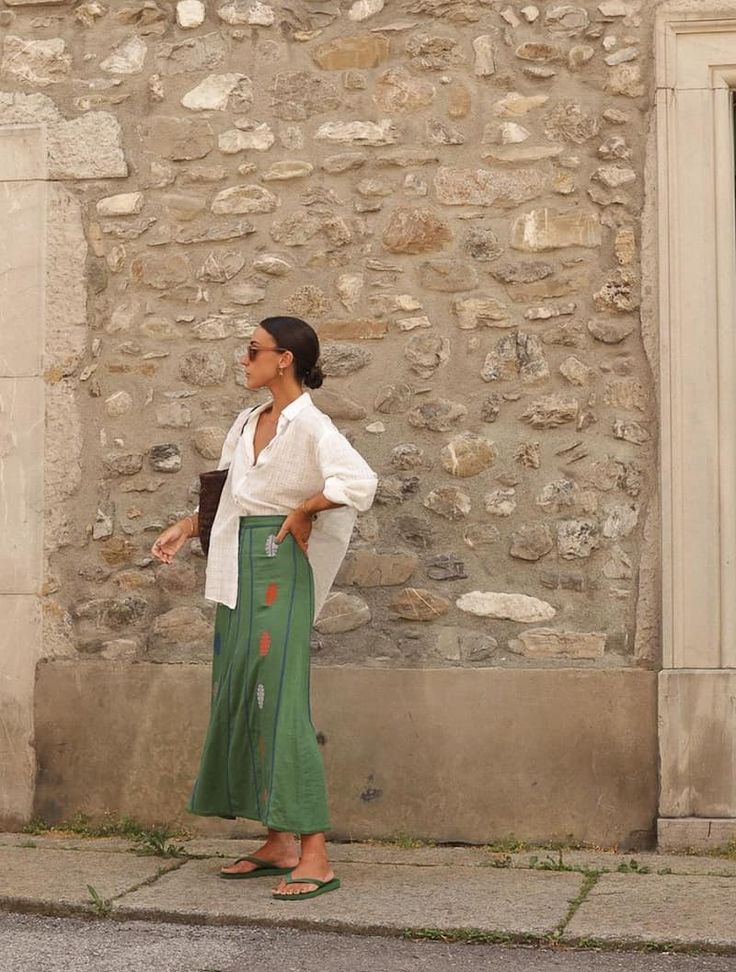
left=248, top=391, right=312, bottom=429
left=281, top=391, right=312, bottom=423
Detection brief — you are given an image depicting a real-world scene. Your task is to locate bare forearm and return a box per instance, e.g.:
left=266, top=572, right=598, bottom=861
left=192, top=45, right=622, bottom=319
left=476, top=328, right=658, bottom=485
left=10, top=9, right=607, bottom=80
left=182, top=512, right=199, bottom=537
left=298, top=492, right=342, bottom=519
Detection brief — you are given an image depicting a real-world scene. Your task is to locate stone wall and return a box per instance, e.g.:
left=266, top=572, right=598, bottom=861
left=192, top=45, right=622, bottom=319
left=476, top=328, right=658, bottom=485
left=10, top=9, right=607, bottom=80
left=1, top=0, right=657, bottom=673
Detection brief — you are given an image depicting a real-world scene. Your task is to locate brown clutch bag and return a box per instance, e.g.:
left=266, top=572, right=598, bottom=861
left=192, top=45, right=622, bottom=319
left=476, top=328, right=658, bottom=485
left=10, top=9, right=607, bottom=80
left=197, top=406, right=257, bottom=557
left=198, top=468, right=228, bottom=557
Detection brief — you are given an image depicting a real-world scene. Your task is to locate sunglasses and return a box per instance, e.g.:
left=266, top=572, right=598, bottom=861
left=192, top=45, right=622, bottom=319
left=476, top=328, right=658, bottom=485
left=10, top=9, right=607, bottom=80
left=245, top=343, right=288, bottom=360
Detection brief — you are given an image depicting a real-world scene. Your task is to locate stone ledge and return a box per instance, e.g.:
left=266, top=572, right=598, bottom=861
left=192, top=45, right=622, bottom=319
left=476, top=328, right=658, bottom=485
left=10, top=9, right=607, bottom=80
left=658, top=818, right=736, bottom=853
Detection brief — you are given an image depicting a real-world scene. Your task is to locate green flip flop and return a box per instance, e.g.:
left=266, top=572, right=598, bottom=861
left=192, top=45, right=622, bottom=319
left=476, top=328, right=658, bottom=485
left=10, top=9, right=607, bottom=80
left=220, top=855, right=294, bottom=880
left=272, top=876, right=341, bottom=901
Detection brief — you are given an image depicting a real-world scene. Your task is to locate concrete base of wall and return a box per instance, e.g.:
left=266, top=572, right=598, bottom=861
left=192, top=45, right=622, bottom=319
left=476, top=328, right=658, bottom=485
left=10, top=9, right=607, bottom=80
left=31, top=661, right=658, bottom=848
left=658, top=818, right=736, bottom=852
left=659, top=670, right=736, bottom=817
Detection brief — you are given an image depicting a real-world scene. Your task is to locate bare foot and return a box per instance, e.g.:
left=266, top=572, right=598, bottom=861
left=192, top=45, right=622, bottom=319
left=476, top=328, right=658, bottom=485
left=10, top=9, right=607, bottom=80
left=220, top=836, right=299, bottom=877
left=272, top=852, right=334, bottom=895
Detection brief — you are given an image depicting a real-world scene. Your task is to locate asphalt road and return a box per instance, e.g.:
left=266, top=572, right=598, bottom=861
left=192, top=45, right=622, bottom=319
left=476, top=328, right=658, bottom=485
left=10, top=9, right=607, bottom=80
left=1, top=914, right=735, bottom=972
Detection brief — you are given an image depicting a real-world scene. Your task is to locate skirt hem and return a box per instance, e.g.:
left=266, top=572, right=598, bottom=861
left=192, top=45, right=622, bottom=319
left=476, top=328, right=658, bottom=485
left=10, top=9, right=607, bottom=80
left=186, top=805, right=330, bottom=833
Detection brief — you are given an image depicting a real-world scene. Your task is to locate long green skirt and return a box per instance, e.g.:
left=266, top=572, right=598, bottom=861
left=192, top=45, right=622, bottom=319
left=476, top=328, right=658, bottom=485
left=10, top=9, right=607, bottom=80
left=187, top=515, right=330, bottom=834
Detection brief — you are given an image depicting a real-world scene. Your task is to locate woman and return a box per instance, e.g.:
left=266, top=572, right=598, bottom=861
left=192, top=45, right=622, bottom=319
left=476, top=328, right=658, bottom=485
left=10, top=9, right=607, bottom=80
left=151, top=316, right=377, bottom=900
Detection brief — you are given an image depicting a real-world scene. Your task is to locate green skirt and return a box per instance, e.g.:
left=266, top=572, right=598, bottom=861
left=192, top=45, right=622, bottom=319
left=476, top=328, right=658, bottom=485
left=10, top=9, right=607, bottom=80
left=187, top=515, right=330, bottom=834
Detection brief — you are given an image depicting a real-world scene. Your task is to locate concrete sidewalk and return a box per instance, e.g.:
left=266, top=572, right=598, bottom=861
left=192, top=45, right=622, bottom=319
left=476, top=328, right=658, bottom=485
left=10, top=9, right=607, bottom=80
left=1, top=833, right=735, bottom=953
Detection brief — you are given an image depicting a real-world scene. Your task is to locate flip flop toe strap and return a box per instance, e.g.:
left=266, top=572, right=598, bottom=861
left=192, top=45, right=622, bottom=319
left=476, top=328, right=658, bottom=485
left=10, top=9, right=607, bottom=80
left=231, top=855, right=268, bottom=867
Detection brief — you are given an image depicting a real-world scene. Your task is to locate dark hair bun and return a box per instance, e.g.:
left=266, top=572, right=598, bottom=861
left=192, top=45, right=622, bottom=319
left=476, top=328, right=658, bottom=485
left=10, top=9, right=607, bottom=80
left=304, top=363, right=324, bottom=389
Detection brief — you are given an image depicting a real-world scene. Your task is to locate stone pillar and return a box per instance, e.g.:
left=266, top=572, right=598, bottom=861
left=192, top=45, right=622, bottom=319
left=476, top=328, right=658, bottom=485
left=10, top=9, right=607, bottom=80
left=655, top=5, right=736, bottom=851
left=0, top=127, right=47, bottom=827
left=0, top=94, right=124, bottom=828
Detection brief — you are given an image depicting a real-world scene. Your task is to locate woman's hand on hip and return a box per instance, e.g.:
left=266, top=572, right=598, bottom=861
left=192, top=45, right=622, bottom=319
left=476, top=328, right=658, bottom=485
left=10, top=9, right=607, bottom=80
left=151, top=520, right=191, bottom=564
left=276, top=509, right=313, bottom=556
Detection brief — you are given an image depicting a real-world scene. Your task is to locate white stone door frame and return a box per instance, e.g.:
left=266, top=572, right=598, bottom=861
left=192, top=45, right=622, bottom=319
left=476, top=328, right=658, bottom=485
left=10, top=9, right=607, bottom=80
left=1, top=126, right=50, bottom=828
left=655, top=3, right=736, bottom=848
left=0, top=96, right=126, bottom=828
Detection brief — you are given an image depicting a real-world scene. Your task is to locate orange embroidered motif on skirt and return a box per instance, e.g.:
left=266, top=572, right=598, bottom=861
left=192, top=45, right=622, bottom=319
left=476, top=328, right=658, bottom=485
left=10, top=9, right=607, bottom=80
left=265, top=582, right=279, bottom=606
left=259, top=630, right=271, bottom=656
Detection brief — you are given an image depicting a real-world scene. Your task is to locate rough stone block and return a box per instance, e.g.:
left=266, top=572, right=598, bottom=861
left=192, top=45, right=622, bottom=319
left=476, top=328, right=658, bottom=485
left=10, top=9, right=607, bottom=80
left=312, top=34, right=390, bottom=70
left=1, top=36, right=71, bottom=87
left=47, top=112, right=127, bottom=179
left=511, top=209, right=601, bottom=251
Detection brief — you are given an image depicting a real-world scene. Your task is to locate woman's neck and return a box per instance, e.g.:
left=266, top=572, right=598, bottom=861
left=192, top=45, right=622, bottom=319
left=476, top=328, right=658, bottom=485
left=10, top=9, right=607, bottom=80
left=266, top=380, right=304, bottom=418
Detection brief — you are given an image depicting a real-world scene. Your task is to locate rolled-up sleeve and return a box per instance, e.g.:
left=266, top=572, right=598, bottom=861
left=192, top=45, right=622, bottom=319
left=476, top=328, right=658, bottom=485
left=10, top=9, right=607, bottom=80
left=316, top=430, right=378, bottom=512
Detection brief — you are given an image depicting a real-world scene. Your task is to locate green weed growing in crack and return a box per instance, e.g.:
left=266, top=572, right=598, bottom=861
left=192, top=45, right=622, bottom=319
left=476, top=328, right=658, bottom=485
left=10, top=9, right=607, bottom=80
left=86, top=885, right=112, bottom=918
left=25, top=813, right=144, bottom=839
left=405, top=927, right=536, bottom=946
left=556, top=871, right=600, bottom=933
left=23, top=812, right=193, bottom=847
left=482, top=848, right=599, bottom=875
left=482, top=835, right=593, bottom=857
left=724, top=838, right=736, bottom=859
left=616, top=858, right=651, bottom=874
left=385, top=832, right=437, bottom=849
left=482, top=836, right=530, bottom=854
left=132, top=825, right=189, bottom=859
left=564, top=937, right=723, bottom=956
left=528, top=849, right=575, bottom=872
left=692, top=837, right=736, bottom=861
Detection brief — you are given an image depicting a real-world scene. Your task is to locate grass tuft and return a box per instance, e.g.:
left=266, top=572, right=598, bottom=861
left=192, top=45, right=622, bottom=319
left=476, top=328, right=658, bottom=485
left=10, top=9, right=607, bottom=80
left=22, top=812, right=191, bottom=847
left=86, top=884, right=112, bottom=918
left=132, top=824, right=189, bottom=859
left=616, top=858, right=651, bottom=874
left=406, top=927, right=527, bottom=946
left=384, top=832, right=437, bottom=849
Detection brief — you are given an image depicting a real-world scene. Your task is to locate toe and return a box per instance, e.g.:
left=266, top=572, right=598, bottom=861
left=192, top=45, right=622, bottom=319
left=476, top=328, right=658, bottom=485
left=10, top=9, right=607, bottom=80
left=286, top=882, right=318, bottom=895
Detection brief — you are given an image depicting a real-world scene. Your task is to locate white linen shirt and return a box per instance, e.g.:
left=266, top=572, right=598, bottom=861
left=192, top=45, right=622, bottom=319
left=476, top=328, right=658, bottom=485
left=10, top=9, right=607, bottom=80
left=203, top=392, right=378, bottom=621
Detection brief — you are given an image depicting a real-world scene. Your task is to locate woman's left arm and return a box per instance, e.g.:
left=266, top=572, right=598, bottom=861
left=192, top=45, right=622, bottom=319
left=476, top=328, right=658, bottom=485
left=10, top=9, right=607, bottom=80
left=275, top=429, right=378, bottom=553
